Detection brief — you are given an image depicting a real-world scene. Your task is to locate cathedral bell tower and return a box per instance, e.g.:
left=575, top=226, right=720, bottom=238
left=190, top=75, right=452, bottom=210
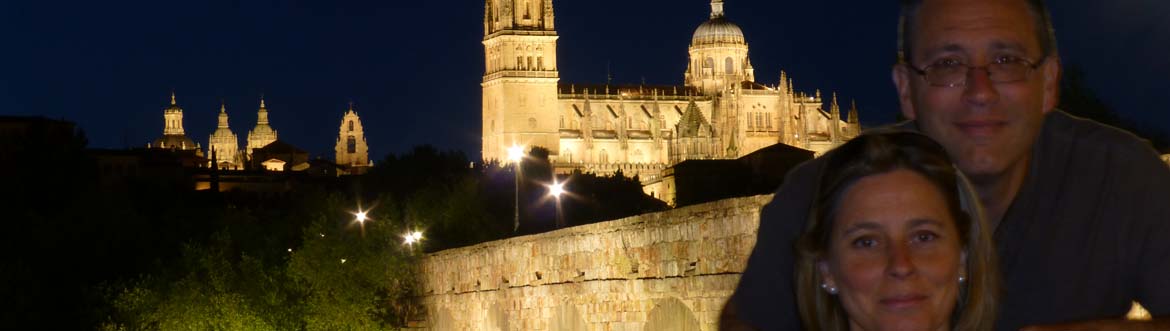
left=481, top=0, right=560, bottom=161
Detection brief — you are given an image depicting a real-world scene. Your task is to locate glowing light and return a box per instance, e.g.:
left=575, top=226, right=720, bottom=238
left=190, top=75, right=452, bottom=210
left=287, top=248, right=292, bottom=252
left=355, top=211, right=368, bottom=223
left=548, top=180, right=565, bottom=198
left=341, top=259, right=347, bottom=264
left=404, top=230, right=425, bottom=245
left=507, top=145, right=525, bottom=163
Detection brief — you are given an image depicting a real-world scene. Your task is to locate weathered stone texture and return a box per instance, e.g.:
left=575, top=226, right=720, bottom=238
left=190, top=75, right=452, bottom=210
left=416, top=194, right=771, bottom=330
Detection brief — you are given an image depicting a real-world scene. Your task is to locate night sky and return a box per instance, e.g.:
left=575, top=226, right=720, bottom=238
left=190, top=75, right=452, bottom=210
left=3, top=0, right=1167, bottom=159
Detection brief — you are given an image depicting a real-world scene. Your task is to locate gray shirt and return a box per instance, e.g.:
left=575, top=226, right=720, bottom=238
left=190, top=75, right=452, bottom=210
left=729, top=111, right=1170, bottom=331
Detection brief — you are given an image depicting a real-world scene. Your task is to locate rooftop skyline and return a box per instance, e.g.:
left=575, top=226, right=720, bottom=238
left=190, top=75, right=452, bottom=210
left=3, top=0, right=1167, bottom=158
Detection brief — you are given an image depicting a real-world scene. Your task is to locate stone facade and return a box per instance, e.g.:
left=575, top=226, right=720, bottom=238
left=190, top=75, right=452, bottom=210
left=334, top=104, right=372, bottom=169
left=1162, top=154, right=1169, bottom=165
left=416, top=194, right=770, bottom=330
left=481, top=0, right=861, bottom=197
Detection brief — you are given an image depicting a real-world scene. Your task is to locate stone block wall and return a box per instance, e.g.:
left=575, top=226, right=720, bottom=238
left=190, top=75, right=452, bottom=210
left=416, top=194, right=772, bottom=330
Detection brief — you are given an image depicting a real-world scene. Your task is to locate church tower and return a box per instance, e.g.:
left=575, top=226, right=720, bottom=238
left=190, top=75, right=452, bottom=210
left=151, top=92, right=200, bottom=154
left=685, top=0, right=753, bottom=95
left=246, top=97, right=278, bottom=160
left=207, top=101, right=241, bottom=169
left=481, top=0, right=560, bottom=161
left=334, top=103, right=371, bottom=169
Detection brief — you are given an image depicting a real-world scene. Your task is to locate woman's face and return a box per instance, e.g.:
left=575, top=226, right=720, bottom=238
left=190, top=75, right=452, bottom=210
left=819, top=168, right=965, bottom=331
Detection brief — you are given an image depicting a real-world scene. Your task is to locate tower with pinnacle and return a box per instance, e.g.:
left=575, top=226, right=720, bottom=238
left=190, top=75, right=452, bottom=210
left=481, top=0, right=561, bottom=161
left=207, top=101, right=241, bottom=169
left=245, top=97, right=278, bottom=160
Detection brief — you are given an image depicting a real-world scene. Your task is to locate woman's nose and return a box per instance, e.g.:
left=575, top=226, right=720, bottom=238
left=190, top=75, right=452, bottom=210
left=886, top=243, right=917, bottom=279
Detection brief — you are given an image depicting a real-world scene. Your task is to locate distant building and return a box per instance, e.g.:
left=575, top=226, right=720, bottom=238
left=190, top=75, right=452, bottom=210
left=480, top=0, right=860, bottom=198
left=661, top=142, right=814, bottom=207
left=148, top=92, right=203, bottom=156
left=207, top=102, right=243, bottom=169
left=334, top=103, right=372, bottom=173
left=251, top=140, right=309, bottom=172
left=0, top=116, right=78, bottom=155
left=1162, top=154, right=1169, bottom=165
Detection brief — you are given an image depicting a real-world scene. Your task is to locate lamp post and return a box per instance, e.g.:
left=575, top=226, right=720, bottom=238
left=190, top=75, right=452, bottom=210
left=507, top=145, right=525, bottom=232
left=548, top=178, right=565, bottom=229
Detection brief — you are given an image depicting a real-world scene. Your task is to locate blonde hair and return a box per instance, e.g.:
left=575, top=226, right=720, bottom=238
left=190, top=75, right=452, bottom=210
left=794, top=131, right=999, bottom=331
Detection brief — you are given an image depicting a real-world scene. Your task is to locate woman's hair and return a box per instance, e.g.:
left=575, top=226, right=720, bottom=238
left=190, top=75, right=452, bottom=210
left=794, top=131, right=998, bottom=331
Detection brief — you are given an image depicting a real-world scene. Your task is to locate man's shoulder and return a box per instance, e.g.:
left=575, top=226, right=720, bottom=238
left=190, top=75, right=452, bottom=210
left=1044, top=111, right=1163, bottom=164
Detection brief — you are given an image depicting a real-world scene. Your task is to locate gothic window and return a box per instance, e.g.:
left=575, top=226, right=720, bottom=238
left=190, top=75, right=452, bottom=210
left=537, top=57, right=543, bottom=70
left=528, top=117, right=537, bottom=129
left=599, top=149, right=609, bottom=164
left=563, top=149, right=573, bottom=163
left=527, top=56, right=533, bottom=70
left=517, top=56, right=524, bottom=69
left=348, top=120, right=354, bottom=132
left=725, top=57, right=735, bottom=74
left=704, top=57, right=714, bottom=69
left=766, top=114, right=772, bottom=128
left=559, top=115, right=564, bottom=129
left=523, top=0, right=531, bottom=19
left=347, top=136, right=356, bottom=154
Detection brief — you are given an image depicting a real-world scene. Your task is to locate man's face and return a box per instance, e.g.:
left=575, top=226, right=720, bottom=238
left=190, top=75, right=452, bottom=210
left=893, top=0, right=1060, bottom=180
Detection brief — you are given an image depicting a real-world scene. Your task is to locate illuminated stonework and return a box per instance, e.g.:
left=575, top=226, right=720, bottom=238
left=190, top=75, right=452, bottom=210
left=150, top=92, right=202, bottom=155
left=246, top=97, right=278, bottom=160
left=1162, top=154, right=1169, bottom=165
left=207, top=102, right=242, bottom=169
left=481, top=0, right=861, bottom=196
left=334, top=103, right=371, bottom=168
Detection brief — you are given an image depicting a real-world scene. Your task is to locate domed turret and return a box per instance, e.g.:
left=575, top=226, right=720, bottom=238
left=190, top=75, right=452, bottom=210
left=691, top=1, right=745, bottom=47
left=685, top=0, right=753, bottom=93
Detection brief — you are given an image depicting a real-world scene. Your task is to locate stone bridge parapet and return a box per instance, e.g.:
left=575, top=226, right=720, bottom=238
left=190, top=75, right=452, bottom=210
left=417, top=194, right=772, bottom=330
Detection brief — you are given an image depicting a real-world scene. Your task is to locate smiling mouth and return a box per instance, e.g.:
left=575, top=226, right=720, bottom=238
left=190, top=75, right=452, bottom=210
left=880, top=295, right=928, bottom=309
left=955, top=120, right=1007, bottom=138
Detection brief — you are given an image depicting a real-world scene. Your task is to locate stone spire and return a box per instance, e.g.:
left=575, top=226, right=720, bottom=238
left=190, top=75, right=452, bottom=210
left=710, top=0, right=725, bottom=19
left=256, top=96, right=269, bottom=125
left=170, top=91, right=177, bottom=105
left=217, top=101, right=229, bottom=128
left=830, top=92, right=842, bottom=143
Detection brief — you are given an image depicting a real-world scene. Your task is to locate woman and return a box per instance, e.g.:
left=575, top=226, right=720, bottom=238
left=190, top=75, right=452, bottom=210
left=795, top=131, right=998, bottom=331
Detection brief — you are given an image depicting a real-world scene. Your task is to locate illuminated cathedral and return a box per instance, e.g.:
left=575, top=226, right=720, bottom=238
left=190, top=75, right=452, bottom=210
left=481, top=0, right=861, bottom=197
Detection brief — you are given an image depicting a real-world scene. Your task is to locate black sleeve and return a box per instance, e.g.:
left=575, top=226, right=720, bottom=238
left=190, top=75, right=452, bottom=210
left=725, top=159, right=822, bottom=330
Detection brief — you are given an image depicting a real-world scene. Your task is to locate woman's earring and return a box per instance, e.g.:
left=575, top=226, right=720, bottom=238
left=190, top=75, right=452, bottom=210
left=821, top=283, right=839, bottom=295
left=958, top=275, right=966, bottom=284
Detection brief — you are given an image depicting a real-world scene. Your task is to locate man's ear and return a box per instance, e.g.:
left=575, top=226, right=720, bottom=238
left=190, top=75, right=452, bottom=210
left=1041, top=56, right=1062, bottom=114
left=892, top=64, right=917, bottom=120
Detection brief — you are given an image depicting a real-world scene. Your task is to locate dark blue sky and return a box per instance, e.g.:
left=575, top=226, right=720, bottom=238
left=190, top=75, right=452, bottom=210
left=3, top=0, right=1167, bottom=158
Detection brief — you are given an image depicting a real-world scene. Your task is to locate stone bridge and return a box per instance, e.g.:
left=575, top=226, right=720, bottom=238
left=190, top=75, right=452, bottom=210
left=416, top=195, right=770, bottom=330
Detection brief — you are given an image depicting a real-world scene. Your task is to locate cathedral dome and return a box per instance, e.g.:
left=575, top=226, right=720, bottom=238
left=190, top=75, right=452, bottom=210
left=691, top=17, right=744, bottom=46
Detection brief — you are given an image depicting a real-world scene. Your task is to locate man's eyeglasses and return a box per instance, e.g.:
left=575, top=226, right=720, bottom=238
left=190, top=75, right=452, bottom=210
left=908, top=56, right=1046, bottom=87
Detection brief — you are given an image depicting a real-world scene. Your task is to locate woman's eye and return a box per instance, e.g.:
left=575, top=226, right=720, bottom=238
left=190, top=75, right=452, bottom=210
left=852, top=237, right=878, bottom=248
left=912, top=232, right=939, bottom=243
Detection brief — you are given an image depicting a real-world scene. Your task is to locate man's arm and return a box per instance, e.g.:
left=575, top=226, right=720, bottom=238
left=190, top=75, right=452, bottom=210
left=720, top=160, right=822, bottom=330
left=1019, top=319, right=1170, bottom=331
left=1022, top=142, right=1170, bottom=331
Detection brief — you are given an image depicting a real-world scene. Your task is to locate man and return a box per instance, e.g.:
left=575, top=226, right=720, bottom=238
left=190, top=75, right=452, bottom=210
left=721, top=0, right=1170, bottom=330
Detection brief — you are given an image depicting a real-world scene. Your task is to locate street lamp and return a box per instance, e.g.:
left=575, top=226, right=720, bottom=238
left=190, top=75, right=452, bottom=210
left=548, top=178, right=566, bottom=229
left=403, top=230, right=424, bottom=246
left=353, top=209, right=370, bottom=237
left=507, top=145, right=525, bottom=232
